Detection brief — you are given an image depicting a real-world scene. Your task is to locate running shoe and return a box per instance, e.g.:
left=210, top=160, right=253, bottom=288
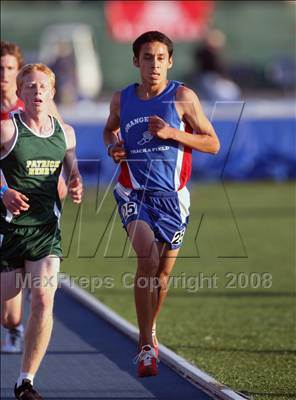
left=2, top=325, right=24, bottom=353
left=14, top=379, right=43, bottom=400
left=135, top=344, right=158, bottom=377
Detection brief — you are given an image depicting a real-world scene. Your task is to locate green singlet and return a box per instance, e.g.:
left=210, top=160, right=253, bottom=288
left=0, top=111, right=67, bottom=271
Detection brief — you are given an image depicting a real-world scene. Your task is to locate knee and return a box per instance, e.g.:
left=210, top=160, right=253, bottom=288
left=158, top=271, right=170, bottom=291
left=1, top=313, right=22, bottom=329
left=30, top=290, right=55, bottom=321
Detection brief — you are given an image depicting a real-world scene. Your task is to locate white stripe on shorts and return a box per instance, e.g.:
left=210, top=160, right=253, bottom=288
left=177, top=186, right=190, bottom=224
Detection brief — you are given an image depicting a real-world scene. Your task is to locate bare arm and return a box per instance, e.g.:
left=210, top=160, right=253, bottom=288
left=0, top=119, right=15, bottom=154
left=103, top=91, right=126, bottom=163
left=47, top=102, right=69, bottom=199
left=0, top=169, right=29, bottom=216
left=0, top=120, right=30, bottom=215
left=62, top=124, right=83, bottom=204
left=149, top=86, right=220, bottom=154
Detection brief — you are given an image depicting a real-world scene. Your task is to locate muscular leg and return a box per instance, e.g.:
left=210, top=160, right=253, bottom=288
left=1, top=269, right=23, bottom=328
left=127, top=220, right=159, bottom=348
left=20, top=255, right=59, bottom=375
left=152, top=243, right=180, bottom=332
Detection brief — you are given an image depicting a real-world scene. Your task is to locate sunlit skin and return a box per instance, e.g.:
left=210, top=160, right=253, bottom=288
left=107, top=42, right=173, bottom=161
left=0, top=61, right=77, bottom=389
left=17, top=70, right=68, bottom=199
left=103, top=38, right=220, bottom=353
left=0, top=54, right=19, bottom=111
left=1, top=69, right=83, bottom=212
left=1, top=65, right=83, bottom=389
left=0, top=70, right=56, bottom=216
left=17, top=70, right=55, bottom=133
left=133, top=41, right=173, bottom=99
left=107, top=41, right=219, bottom=162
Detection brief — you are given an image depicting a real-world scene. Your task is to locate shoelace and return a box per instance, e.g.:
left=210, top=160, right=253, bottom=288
left=133, top=345, right=158, bottom=364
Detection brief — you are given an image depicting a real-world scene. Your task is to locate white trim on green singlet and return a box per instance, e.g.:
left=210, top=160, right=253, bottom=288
left=18, top=111, right=55, bottom=138
left=57, top=119, right=69, bottom=150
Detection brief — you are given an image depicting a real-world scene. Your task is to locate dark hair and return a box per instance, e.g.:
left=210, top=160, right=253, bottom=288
left=0, top=41, right=24, bottom=69
left=133, top=31, right=173, bottom=59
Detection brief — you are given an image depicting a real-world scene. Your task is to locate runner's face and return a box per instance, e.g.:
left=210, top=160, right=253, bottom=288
left=134, top=41, right=172, bottom=86
left=0, top=55, right=19, bottom=93
left=18, top=70, right=55, bottom=112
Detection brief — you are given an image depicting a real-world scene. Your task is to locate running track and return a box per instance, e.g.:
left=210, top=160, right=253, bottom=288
left=1, top=288, right=214, bottom=400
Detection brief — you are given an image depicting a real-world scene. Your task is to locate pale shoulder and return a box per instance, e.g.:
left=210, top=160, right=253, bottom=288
left=176, top=85, right=199, bottom=102
left=61, top=122, right=76, bottom=150
left=0, top=119, right=15, bottom=142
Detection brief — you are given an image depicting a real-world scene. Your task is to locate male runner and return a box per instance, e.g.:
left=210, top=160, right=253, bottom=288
left=1, top=41, right=67, bottom=354
left=103, top=31, right=220, bottom=377
left=0, top=63, right=83, bottom=399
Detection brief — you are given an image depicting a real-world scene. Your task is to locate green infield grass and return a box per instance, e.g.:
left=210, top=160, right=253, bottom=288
left=61, top=181, right=295, bottom=400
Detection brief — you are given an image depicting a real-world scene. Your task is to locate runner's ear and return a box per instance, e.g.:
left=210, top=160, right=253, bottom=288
left=133, top=56, right=140, bottom=68
left=51, top=87, right=56, bottom=99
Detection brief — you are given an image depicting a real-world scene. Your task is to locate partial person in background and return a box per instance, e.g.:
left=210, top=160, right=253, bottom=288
left=191, top=29, right=241, bottom=101
left=0, top=41, right=67, bottom=355
left=49, top=41, right=78, bottom=105
left=1, top=41, right=25, bottom=119
left=1, top=63, right=83, bottom=400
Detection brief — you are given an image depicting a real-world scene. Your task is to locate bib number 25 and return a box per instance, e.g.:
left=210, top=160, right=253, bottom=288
left=121, top=202, right=137, bottom=221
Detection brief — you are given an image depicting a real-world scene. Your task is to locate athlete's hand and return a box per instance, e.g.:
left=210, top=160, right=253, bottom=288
left=68, top=176, right=83, bottom=204
left=149, top=116, right=172, bottom=140
left=108, top=140, right=126, bottom=163
left=2, top=188, right=30, bottom=216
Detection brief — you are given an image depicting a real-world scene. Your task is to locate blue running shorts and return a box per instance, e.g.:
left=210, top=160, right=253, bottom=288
left=114, top=183, right=190, bottom=249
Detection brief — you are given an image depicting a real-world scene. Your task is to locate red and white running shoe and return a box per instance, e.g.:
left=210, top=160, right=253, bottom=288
left=134, top=345, right=158, bottom=377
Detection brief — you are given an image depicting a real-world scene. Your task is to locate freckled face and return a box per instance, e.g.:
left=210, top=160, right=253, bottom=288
left=17, top=70, right=55, bottom=112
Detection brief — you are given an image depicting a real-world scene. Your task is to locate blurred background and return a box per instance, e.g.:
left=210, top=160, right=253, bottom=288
left=1, top=1, right=295, bottom=399
left=1, top=0, right=295, bottom=183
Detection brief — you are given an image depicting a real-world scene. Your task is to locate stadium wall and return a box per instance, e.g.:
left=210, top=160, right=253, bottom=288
left=69, top=100, right=295, bottom=183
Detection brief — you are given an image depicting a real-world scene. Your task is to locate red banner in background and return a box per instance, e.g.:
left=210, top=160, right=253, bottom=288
left=105, top=1, right=214, bottom=42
